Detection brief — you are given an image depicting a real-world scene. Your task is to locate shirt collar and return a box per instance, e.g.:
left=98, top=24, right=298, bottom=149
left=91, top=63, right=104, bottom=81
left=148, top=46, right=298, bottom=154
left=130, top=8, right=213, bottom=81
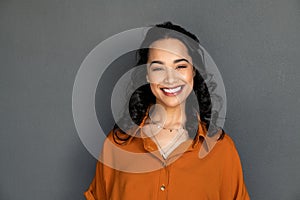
left=135, top=116, right=208, bottom=152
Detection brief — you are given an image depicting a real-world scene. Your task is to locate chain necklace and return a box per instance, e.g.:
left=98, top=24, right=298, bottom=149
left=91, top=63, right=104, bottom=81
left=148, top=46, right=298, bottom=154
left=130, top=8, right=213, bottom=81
left=150, top=120, right=184, bottom=133
left=147, top=119, right=188, bottom=159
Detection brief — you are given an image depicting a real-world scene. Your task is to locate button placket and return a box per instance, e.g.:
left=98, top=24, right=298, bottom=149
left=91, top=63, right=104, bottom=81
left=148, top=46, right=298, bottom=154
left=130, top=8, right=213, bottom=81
left=157, top=160, right=170, bottom=200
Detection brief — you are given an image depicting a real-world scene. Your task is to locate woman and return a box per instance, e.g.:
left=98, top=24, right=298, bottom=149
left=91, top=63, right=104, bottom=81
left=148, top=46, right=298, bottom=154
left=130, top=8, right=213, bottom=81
left=85, top=22, right=250, bottom=200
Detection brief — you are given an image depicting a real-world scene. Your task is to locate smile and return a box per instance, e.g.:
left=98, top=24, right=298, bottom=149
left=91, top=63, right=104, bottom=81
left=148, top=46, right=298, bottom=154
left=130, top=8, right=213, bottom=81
left=160, top=85, right=184, bottom=96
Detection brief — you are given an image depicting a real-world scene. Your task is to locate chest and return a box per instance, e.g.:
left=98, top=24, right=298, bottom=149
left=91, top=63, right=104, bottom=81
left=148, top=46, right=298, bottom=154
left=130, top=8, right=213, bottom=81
left=107, top=151, right=224, bottom=200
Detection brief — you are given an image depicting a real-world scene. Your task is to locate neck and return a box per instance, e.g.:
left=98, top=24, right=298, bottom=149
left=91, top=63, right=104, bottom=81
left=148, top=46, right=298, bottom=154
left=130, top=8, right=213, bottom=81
left=149, top=102, right=187, bottom=129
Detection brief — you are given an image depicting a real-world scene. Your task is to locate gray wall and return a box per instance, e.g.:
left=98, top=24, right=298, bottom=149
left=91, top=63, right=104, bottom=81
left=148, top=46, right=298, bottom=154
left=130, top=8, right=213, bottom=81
left=1, top=0, right=299, bottom=199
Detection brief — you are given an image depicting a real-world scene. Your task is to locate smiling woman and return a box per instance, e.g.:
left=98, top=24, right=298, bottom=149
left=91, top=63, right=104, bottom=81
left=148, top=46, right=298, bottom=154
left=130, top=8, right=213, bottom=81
left=84, top=22, right=250, bottom=200
left=147, top=38, right=195, bottom=108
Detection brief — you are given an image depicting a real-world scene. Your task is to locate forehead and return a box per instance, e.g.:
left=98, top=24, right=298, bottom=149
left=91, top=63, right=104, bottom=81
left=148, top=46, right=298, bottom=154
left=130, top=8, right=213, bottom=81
left=148, top=38, right=191, bottom=61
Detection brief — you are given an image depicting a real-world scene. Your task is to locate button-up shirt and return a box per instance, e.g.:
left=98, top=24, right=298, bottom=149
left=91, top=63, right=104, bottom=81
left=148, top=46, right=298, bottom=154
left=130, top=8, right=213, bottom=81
left=84, top=121, right=250, bottom=200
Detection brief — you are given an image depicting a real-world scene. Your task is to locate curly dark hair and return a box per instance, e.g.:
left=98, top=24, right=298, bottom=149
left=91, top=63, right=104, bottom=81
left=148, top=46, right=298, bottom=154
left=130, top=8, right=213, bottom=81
left=113, top=21, right=224, bottom=144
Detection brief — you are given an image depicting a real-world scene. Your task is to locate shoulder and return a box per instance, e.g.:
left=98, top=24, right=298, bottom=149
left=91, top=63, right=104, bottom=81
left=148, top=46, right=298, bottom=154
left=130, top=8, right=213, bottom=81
left=221, top=133, right=236, bottom=148
left=105, top=128, right=135, bottom=146
left=215, top=131, right=243, bottom=163
left=204, top=129, right=237, bottom=150
left=104, top=128, right=145, bottom=153
left=202, top=129, right=241, bottom=159
left=198, top=129, right=239, bottom=159
left=216, top=131, right=238, bottom=151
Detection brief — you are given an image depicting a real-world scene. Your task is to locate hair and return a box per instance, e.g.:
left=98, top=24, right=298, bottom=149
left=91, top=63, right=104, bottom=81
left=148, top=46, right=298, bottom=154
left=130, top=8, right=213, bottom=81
left=112, top=21, right=224, bottom=144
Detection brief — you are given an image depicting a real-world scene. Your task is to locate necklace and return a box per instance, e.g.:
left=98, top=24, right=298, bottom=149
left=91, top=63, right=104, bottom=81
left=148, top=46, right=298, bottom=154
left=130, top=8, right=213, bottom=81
left=144, top=117, right=188, bottom=158
left=151, top=120, right=184, bottom=133
left=148, top=124, right=188, bottom=159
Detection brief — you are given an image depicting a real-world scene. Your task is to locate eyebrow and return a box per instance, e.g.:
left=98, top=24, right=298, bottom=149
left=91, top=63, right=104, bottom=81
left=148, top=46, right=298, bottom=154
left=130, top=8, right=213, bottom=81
left=149, top=58, right=190, bottom=67
left=174, top=58, right=190, bottom=64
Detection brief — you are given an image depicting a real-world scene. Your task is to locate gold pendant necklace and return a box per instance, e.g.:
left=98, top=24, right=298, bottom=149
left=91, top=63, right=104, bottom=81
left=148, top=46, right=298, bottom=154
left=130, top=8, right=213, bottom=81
left=151, top=120, right=184, bottom=133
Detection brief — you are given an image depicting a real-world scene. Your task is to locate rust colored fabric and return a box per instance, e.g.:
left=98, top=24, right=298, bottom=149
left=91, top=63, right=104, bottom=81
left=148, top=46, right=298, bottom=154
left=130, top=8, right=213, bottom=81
left=84, top=122, right=250, bottom=200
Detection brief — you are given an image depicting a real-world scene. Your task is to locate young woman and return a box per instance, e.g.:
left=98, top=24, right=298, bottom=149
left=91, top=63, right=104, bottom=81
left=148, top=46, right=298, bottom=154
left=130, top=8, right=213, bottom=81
left=85, top=22, right=250, bottom=200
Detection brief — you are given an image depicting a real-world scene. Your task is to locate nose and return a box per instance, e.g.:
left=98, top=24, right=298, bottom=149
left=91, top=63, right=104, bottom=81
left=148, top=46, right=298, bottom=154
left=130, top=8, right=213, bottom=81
left=164, top=67, right=177, bottom=84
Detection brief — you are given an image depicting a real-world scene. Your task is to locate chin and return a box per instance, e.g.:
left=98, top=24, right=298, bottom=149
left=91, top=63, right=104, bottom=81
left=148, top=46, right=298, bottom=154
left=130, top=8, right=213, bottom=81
left=156, top=95, right=186, bottom=108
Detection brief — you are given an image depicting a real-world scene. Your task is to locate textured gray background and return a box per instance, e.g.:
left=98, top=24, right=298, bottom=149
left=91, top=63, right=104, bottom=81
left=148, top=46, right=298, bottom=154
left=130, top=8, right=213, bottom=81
left=1, top=0, right=300, bottom=199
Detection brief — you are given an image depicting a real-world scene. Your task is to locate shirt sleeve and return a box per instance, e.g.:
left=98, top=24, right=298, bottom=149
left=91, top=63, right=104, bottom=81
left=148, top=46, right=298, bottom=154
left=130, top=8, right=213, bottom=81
left=84, top=160, right=107, bottom=200
left=220, top=136, right=250, bottom=200
left=84, top=131, right=118, bottom=200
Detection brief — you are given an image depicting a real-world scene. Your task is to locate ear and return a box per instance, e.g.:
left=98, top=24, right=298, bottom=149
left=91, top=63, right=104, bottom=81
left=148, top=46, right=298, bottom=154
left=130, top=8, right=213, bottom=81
left=146, top=75, right=150, bottom=83
left=193, top=68, right=196, bottom=77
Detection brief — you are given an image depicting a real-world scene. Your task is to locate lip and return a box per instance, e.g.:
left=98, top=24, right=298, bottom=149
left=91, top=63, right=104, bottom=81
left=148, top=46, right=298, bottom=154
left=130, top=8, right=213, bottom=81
left=160, top=85, right=185, bottom=96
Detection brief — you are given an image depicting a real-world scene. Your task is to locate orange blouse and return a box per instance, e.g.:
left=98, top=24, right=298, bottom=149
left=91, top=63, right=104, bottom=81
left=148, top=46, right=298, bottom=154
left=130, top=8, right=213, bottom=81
left=84, top=122, right=250, bottom=200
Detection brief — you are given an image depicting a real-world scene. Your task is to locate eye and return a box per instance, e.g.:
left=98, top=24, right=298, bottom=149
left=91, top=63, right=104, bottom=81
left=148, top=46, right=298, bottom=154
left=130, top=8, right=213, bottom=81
left=150, top=65, right=165, bottom=72
left=151, top=67, right=163, bottom=71
left=176, top=65, right=187, bottom=69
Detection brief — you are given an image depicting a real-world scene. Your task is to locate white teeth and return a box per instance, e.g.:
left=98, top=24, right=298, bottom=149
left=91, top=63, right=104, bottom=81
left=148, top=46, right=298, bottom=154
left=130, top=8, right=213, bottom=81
left=162, top=86, right=182, bottom=93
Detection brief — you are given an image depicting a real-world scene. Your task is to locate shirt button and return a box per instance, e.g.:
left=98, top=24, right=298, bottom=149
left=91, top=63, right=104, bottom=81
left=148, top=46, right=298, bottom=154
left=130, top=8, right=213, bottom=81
left=160, top=184, right=166, bottom=191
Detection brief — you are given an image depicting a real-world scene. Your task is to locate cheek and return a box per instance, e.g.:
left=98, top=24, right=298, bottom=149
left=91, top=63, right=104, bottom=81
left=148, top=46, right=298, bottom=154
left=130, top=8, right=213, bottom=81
left=183, top=71, right=194, bottom=93
left=182, top=71, right=194, bottom=85
left=149, top=83, right=159, bottom=95
left=186, top=79, right=194, bottom=93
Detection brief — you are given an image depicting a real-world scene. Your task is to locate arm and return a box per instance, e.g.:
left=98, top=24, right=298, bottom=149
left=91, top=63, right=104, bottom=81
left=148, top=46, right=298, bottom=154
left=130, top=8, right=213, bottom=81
left=84, top=131, right=117, bottom=200
left=220, top=136, right=250, bottom=200
left=84, top=161, right=107, bottom=200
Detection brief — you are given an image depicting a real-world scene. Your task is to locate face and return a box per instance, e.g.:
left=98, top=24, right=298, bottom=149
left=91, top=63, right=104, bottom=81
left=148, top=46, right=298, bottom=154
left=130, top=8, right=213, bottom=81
left=146, top=38, right=195, bottom=108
